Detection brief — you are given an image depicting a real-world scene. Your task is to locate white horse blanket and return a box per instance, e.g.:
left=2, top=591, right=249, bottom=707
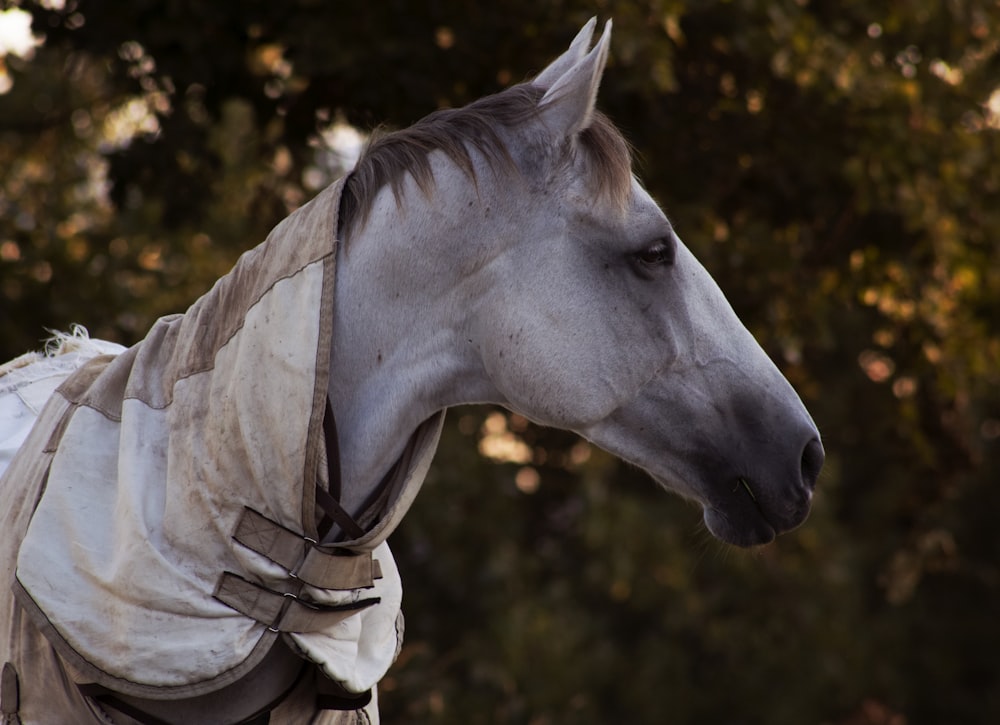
left=0, top=177, right=443, bottom=719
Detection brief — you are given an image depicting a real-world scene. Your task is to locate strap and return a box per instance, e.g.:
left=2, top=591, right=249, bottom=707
left=77, top=684, right=172, bottom=725
left=315, top=485, right=366, bottom=542
left=233, top=508, right=382, bottom=590
left=315, top=672, right=372, bottom=711
left=317, top=401, right=367, bottom=541
left=347, top=454, right=403, bottom=534
left=214, top=573, right=379, bottom=633
left=297, top=546, right=382, bottom=591
left=1, top=663, right=19, bottom=723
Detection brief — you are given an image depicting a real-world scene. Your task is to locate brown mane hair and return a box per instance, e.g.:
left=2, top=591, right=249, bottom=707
left=339, top=82, right=632, bottom=236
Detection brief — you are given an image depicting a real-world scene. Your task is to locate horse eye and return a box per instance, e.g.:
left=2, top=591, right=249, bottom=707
left=633, top=239, right=675, bottom=269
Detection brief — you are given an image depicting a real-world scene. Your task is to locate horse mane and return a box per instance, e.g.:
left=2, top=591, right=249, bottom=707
left=339, top=82, right=633, bottom=236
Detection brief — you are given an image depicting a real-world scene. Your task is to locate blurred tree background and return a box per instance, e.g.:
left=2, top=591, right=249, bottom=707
left=2, top=0, right=999, bottom=723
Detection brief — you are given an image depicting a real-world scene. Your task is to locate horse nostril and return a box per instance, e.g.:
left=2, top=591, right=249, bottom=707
left=800, top=437, right=824, bottom=491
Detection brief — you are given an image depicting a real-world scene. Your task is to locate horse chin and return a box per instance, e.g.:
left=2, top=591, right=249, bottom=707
left=702, top=506, right=777, bottom=548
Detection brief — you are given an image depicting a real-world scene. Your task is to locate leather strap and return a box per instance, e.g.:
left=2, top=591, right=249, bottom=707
left=316, top=401, right=367, bottom=541
left=315, top=484, right=366, bottom=541
left=76, top=685, right=173, bottom=725
left=1, top=662, right=19, bottom=723
left=214, top=573, right=379, bottom=633
left=315, top=672, right=372, bottom=711
left=233, top=508, right=382, bottom=590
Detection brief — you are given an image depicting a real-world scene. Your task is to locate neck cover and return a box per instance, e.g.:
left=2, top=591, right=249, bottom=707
left=9, top=177, right=444, bottom=699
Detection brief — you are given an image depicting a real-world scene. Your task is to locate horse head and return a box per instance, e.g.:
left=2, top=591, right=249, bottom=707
left=332, top=19, right=823, bottom=547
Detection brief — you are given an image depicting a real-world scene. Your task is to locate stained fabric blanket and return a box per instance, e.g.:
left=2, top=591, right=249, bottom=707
left=0, top=328, right=126, bottom=479
left=0, top=177, right=443, bottom=711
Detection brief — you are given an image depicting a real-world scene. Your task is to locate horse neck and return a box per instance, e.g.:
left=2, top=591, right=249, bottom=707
left=326, top=176, right=507, bottom=515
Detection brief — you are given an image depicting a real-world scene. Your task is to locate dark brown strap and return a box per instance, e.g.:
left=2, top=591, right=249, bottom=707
left=315, top=671, right=372, bottom=711
left=315, top=485, right=366, bottom=542
left=77, top=684, right=173, bottom=725
left=317, top=400, right=367, bottom=541
left=1, top=662, right=20, bottom=721
left=214, top=573, right=379, bottom=633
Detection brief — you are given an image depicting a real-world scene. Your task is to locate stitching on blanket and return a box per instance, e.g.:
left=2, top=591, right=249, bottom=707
left=169, top=249, right=338, bottom=387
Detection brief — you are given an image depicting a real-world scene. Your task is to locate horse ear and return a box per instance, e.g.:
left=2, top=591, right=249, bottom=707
left=537, top=19, right=612, bottom=139
left=532, top=17, right=597, bottom=90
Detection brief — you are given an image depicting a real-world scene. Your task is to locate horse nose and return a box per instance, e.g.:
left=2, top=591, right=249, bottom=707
left=800, top=436, right=824, bottom=491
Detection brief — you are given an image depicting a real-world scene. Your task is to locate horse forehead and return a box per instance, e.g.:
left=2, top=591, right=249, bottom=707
left=564, top=177, right=669, bottom=237
left=627, top=180, right=669, bottom=224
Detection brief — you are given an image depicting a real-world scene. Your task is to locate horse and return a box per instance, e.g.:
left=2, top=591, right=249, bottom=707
left=0, top=19, right=823, bottom=725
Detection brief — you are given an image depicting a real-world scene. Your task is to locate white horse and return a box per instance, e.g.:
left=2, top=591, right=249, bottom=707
left=0, top=19, right=822, bottom=725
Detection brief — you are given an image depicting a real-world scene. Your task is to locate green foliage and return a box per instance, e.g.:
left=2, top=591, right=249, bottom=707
left=2, top=1, right=999, bottom=722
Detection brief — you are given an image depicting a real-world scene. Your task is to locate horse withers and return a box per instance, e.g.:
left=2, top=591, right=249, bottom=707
left=0, top=19, right=822, bottom=724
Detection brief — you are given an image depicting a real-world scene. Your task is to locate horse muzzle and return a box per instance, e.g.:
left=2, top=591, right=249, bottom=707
left=702, top=435, right=824, bottom=547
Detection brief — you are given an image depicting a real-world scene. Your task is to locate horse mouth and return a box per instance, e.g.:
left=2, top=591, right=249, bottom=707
left=703, top=506, right=777, bottom=547
left=701, top=477, right=812, bottom=548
